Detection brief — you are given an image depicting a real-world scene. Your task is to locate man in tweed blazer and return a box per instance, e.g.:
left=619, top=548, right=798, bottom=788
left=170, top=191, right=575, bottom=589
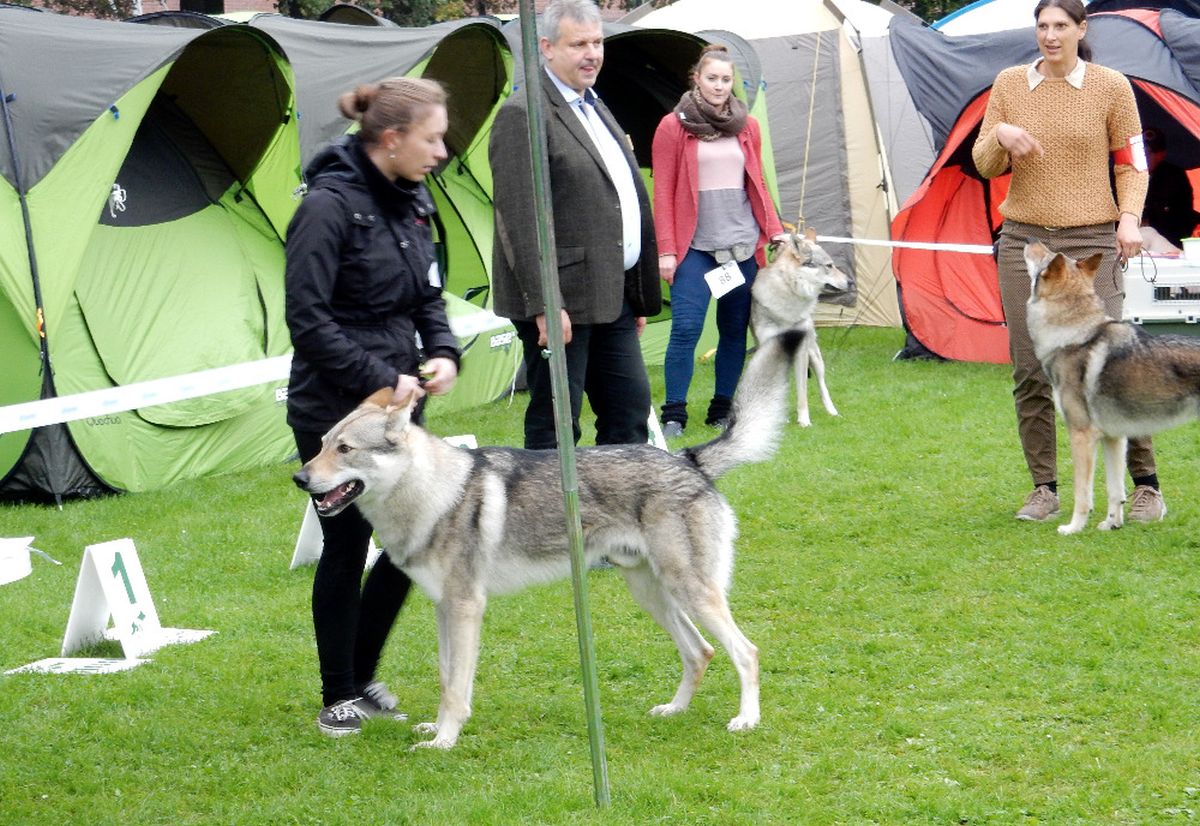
left=490, top=0, right=660, bottom=450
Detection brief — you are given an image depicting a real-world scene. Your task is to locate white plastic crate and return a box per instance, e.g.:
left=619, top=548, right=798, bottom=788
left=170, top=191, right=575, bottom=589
left=1122, top=256, right=1200, bottom=325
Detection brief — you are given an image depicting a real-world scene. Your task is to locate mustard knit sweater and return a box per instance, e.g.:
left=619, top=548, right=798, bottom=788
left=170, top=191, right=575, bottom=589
left=972, top=62, right=1147, bottom=228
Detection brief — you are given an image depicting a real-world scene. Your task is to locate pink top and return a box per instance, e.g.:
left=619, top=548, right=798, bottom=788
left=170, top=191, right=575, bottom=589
left=696, top=137, right=746, bottom=190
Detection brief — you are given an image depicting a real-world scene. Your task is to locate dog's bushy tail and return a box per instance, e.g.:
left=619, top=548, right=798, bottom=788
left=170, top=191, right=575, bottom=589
left=685, top=329, right=806, bottom=480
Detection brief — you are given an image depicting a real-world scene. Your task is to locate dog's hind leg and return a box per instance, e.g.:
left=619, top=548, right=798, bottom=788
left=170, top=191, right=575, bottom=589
left=1097, top=434, right=1127, bottom=531
left=795, top=341, right=812, bottom=427
left=413, top=594, right=486, bottom=749
left=620, top=563, right=715, bottom=718
left=673, top=580, right=760, bottom=732
left=655, top=513, right=759, bottom=731
left=808, top=338, right=838, bottom=418
left=1060, top=425, right=1099, bottom=535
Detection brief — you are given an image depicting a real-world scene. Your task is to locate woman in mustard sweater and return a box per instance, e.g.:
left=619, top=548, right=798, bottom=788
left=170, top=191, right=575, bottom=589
left=652, top=44, right=783, bottom=437
left=972, top=0, right=1164, bottom=522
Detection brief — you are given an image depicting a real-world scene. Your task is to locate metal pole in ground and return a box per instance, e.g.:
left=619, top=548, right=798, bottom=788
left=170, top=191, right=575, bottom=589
left=514, top=0, right=609, bottom=807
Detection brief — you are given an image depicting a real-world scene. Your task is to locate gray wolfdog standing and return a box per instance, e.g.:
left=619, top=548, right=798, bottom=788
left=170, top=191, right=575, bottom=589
left=1025, top=240, right=1200, bottom=534
left=751, top=228, right=851, bottom=426
left=294, top=330, right=805, bottom=748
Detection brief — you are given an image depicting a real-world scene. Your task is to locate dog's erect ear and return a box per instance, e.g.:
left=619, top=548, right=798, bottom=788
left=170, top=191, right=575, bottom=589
left=364, top=388, right=395, bottom=409
left=803, top=227, right=817, bottom=242
left=1023, top=241, right=1056, bottom=290
left=1078, top=253, right=1104, bottom=279
left=1046, top=253, right=1069, bottom=283
left=383, top=382, right=426, bottom=445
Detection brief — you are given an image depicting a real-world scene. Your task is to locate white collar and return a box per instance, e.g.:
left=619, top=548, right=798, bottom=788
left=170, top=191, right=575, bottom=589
left=1027, top=57, right=1087, bottom=90
left=544, top=65, right=598, bottom=107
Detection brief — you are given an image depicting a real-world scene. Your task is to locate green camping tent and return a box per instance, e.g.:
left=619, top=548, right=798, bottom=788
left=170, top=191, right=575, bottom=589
left=0, top=9, right=302, bottom=498
left=0, top=9, right=517, bottom=499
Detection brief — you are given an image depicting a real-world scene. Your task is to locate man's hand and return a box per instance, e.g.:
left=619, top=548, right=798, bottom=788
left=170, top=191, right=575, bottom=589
left=535, top=309, right=573, bottom=347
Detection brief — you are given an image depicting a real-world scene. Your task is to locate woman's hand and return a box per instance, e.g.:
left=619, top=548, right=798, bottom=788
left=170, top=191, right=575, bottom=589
left=658, top=254, right=677, bottom=286
left=392, top=372, right=426, bottom=406
left=419, top=357, right=458, bottom=396
left=996, top=123, right=1044, bottom=160
left=1116, top=212, right=1143, bottom=260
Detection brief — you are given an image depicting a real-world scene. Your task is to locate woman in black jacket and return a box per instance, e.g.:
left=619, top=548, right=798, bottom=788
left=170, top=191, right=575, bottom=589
left=285, top=77, right=460, bottom=737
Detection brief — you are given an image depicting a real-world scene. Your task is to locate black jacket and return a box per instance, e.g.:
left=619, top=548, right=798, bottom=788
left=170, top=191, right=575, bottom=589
left=285, top=135, right=460, bottom=432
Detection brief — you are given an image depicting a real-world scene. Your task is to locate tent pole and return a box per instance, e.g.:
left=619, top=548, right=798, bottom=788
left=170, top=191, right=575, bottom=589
left=0, top=75, right=52, bottom=383
left=515, top=0, right=610, bottom=808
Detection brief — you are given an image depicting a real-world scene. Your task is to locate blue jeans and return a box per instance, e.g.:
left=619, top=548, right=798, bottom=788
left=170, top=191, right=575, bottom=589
left=662, top=249, right=757, bottom=421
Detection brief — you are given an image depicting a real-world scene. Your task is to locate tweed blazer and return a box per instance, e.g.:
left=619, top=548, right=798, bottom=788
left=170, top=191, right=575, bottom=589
left=490, top=68, right=660, bottom=324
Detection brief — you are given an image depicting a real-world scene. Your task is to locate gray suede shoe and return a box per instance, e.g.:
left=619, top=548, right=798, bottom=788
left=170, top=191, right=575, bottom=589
left=1016, top=486, right=1059, bottom=521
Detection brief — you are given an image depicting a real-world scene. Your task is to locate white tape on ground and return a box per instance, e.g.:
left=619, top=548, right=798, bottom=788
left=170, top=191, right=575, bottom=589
left=0, top=308, right=514, bottom=435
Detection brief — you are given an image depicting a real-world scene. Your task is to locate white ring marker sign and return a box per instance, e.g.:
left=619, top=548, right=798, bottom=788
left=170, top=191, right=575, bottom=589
left=7, top=538, right=213, bottom=675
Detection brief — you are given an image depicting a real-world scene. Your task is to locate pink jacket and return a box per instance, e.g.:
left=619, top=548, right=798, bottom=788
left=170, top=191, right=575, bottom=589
left=651, top=112, right=783, bottom=267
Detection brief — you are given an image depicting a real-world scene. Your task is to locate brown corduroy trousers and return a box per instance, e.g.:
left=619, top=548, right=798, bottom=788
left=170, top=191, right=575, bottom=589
left=996, top=219, right=1156, bottom=487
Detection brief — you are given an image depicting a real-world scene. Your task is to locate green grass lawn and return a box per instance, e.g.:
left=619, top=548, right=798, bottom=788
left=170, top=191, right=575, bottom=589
left=2, top=326, right=1199, bottom=825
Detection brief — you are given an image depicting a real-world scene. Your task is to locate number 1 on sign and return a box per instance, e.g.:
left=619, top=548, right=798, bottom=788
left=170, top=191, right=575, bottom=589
left=111, top=550, right=146, bottom=634
left=112, top=552, right=136, bottom=604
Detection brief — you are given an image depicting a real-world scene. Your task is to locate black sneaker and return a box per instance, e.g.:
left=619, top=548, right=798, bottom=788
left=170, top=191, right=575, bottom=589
left=317, top=699, right=371, bottom=737
left=357, top=681, right=408, bottom=720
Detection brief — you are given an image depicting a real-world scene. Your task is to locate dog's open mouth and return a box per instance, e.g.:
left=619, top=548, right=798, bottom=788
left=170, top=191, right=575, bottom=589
left=311, top=480, right=364, bottom=516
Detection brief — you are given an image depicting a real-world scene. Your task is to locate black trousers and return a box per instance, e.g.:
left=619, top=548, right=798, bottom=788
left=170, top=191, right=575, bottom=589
left=294, top=429, right=412, bottom=706
left=514, top=300, right=651, bottom=449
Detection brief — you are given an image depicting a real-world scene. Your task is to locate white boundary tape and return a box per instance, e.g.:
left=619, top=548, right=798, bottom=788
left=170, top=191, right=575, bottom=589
left=0, top=238, right=994, bottom=437
left=0, top=356, right=292, bottom=436
left=0, top=308, right=514, bottom=435
left=815, top=235, right=995, bottom=256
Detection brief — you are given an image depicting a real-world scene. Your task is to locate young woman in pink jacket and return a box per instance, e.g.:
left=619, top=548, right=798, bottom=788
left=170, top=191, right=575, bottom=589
left=652, top=44, right=783, bottom=436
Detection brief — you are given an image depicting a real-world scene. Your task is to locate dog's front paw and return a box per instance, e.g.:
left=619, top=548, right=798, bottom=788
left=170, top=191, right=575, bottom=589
left=726, top=713, right=759, bottom=732
left=1097, top=515, right=1123, bottom=531
left=1057, top=522, right=1085, bottom=535
left=797, top=414, right=812, bottom=427
left=412, top=721, right=438, bottom=735
left=411, top=737, right=455, bottom=751
left=649, top=702, right=687, bottom=717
